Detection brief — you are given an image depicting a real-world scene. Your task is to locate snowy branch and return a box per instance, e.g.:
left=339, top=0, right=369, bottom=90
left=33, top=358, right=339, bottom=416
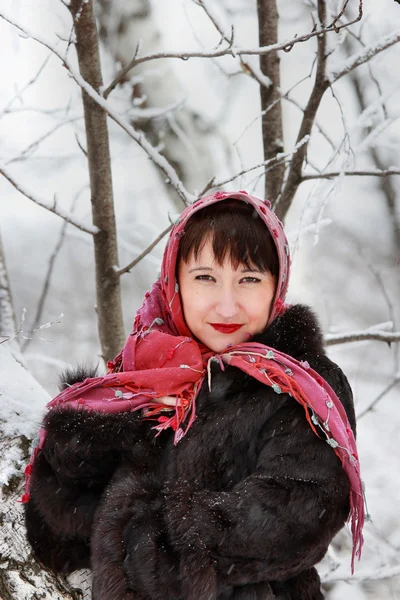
left=115, top=224, right=173, bottom=277
left=357, top=378, right=400, bottom=420
left=329, top=29, right=400, bottom=82
left=0, top=164, right=98, bottom=235
left=0, top=53, right=52, bottom=121
left=325, top=330, right=400, bottom=346
left=6, top=116, right=82, bottom=165
left=21, top=190, right=83, bottom=351
left=210, top=136, right=309, bottom=189
left=194, top=0, right=273, bottom=90
left=103, top=4, right=362, bottom=98
left=302, top=167, right=400, bottom=181
left=0, top=309, right=64, bottom=345
left=0, top=11, right=194, bottom=206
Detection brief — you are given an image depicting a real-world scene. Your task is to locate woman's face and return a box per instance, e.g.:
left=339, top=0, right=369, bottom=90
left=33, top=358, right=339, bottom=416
left=178, top=237, right=276, bottom=352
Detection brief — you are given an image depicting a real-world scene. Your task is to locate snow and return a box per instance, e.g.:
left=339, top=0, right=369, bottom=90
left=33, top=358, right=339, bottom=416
left=0, top=343, right=50, bottom=442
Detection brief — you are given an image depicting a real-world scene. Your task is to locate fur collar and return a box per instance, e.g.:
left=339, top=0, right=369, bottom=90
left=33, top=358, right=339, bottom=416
left=252, top=304, right=324, bottom=360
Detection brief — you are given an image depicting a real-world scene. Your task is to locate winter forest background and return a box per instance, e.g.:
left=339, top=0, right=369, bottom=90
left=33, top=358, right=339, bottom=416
left=1, top=0, right=400, bottom=598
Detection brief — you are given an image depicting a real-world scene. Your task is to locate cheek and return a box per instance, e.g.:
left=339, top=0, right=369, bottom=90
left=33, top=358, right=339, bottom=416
left=179, top=285, right=207, bottom=327
left=248, top=288, right=274, bottom=325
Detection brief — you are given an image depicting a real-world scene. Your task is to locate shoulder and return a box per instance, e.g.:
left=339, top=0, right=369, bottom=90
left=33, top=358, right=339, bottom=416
left=253, top=303, right=356, bottom=433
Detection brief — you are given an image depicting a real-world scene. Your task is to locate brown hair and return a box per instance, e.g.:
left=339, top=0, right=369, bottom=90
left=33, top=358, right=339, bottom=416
left=178, top=200, right=279, bottom=275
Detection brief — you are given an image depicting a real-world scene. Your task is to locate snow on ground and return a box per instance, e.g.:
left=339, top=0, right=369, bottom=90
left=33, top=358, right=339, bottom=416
left=0, top=343, right=50, bottom=484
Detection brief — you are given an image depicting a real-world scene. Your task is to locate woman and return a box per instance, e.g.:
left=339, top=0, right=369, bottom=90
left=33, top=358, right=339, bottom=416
left=24, top=191, right=364, bottom=600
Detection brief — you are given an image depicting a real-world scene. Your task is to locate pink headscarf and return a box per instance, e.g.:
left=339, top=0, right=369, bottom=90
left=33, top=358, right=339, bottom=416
left=22, top=191, right=364, bottom=571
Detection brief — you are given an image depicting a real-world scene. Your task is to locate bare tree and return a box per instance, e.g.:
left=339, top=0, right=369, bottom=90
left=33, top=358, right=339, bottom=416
left=69, top=0, right=125, bottom=361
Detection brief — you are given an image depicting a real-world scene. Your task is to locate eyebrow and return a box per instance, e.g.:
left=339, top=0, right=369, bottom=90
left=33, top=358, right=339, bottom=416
left=188, top=266, right=261, bottom=273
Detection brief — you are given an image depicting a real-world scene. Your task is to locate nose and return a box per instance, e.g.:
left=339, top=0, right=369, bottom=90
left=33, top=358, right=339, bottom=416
left=215, top=287, right=239, bottom=319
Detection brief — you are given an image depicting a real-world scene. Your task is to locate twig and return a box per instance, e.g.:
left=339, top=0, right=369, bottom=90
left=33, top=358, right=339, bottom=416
left=329, top=29, right=400, bottom=83
left=302, top=167, right=400, bottom=181
left=0, top=53, right=52, bottom=120
left=74, top=132, right=87, bottom=156
left=115, top=224, right=173, bottom=277
left=356, top=378, right=400, bottom=420
left=325, top=330, right=400, bottom=345
left=328, top=0, right=353, bottom=31
left=21, top=189, right=85, bottom=351
left=344, top=30, right=400, bottom=253
left=6, top=116, right=82, bottom=164
left=194, top=0, right=272, bottom=90
left=102, top=9, right=362, bottom=98
left=210, top=136, right=309, bottom=189
left=0, top=164, right=98, bottom=234
left=283, top=94, right=335, bottom=150
left=0, top=10, right=194, bottom=207
left=0, top=309, right=64, bottom=345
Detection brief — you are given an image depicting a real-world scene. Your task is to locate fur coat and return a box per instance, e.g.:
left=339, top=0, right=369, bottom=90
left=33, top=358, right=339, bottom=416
left=25, top=305, right=356, bottom=600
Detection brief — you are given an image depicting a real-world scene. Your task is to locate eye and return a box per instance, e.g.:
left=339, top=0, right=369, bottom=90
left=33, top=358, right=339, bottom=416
left=195, top=274, right=216, bottom=282
left=240, top=276, right=262, bottom=284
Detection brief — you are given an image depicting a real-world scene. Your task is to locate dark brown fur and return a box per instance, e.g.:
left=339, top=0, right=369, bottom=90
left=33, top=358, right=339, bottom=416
left=25, top=305, right=356, bottom=599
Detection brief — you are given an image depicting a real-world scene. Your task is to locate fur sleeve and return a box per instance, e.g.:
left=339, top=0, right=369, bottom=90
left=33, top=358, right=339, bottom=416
left=24, top=407, right=150, bottom=573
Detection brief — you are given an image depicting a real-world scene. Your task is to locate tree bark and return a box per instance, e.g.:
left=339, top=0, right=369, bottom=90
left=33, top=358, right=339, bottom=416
left=70, top=0, right=125, bottom=361
left=257, top=0, right=285, bottom=205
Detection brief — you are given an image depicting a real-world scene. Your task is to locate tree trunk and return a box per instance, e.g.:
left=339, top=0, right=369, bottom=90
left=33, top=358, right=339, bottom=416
left=257, top=0, right=285, bottom=205
left=70, top=0, right=125, bottom=361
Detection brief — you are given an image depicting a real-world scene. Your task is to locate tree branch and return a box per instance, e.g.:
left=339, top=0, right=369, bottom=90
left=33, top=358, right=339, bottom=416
left=21, top=189, right=86, bottom=351
left=325, top=330, right=400, bottom=346
left=356, top=378, right=400, bottom=420
left=329, top=29, right=400, bottom=83
left=115, top=224, right=173, bottom=277
left=6, top=116, right=82, bottom=164
left=302, top=168, right=400, bottom=181
left=344, top=29, right=400, bottom=255
left=0, top=53, right=52, bottom=121
left=277, top=0, right=329, bottom=221
left=0, top=164, right=98, bottom=234
left=211, top=135, right=309, bottom=189
left=0, top=10, right=193, bottom=207
left=102, top=7, right=362, bottom=98
left=193, top=0, right=273, bottom=96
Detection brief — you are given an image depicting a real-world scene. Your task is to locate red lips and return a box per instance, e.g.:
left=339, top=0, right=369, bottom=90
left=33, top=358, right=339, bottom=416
left=210, top=323, right=243, bottom=334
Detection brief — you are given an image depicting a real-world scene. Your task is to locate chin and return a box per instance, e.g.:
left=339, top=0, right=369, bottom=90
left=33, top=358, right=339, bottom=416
left=207, top=334, right=249, bottom=353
